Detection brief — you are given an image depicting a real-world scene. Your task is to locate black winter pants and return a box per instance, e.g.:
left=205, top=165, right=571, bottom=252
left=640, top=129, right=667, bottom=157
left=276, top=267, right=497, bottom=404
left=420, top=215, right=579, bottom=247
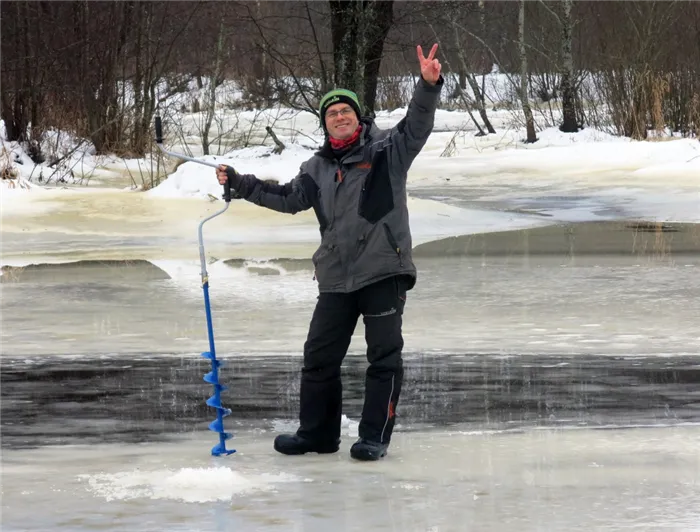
left=296, top=275, right=409, bottom=445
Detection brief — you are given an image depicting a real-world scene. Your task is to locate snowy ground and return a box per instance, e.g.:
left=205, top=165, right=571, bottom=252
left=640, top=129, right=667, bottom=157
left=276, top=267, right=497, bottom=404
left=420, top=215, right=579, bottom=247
left=2, top=97, right=699, bottom=264
left=2, top=113, right=698, bottom=268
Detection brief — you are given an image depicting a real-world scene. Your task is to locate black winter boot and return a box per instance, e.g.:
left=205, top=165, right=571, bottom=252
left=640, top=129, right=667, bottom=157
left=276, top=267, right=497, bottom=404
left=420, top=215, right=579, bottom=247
left=350, top=438, right=389, bottom=461
left=273, top=433, right=340, bottom=455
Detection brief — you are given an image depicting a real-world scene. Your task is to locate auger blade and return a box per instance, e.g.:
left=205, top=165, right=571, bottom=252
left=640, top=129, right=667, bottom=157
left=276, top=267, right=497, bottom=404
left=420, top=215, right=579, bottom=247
left=203, top=371, right=219, bottom=384
left=202, top=353, right=223, bottom=366
left=204, top=381, right=228, bottom=393
left=209, top=419, right=224, bottom=433
left=211, top=443, right=236, bottom=457
left=206, top=394, right=222, bottom=408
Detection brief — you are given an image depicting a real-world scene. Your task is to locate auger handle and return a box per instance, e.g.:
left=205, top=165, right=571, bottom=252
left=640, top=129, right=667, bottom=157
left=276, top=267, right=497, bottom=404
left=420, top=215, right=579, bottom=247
left=223, top=171, right=232, bottom=203
left=153, top=115, right=219, bottom=169
left=154, top=115, right=233, bottom=202
left=155, top=115, right=163, bottom=144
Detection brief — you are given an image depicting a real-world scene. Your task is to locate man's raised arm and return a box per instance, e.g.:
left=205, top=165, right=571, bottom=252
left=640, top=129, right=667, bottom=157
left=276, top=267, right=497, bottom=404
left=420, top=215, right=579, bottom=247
left=387, top=43, right=444, bottom=175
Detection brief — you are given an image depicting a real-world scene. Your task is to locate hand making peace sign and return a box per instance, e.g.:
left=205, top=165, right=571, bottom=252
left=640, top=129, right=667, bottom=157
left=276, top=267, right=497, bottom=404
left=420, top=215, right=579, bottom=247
left=417, top=43, right=441, bottom=85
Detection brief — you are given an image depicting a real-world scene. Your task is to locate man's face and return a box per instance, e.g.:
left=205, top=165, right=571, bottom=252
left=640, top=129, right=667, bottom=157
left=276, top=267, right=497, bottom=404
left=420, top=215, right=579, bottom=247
left=325, top=103, right=359, bottom=140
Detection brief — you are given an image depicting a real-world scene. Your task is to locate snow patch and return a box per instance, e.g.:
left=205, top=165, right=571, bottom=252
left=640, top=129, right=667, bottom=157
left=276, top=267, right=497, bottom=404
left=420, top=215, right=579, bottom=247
left=78, top=466, right=300, bottom=503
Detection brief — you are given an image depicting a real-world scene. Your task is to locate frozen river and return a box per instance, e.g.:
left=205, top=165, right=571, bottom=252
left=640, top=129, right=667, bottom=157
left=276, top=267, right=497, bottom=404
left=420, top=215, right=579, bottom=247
left=3, top=224, right=700, bottom=358
left=3, top=228, right=700, bottom=530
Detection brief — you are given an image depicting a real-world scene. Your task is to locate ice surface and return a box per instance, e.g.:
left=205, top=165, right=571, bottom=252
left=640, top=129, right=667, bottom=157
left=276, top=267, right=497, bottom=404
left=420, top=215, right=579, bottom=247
left=2, top=426, right=699, bottom=531
left=2, top=253, right=699, bottom=358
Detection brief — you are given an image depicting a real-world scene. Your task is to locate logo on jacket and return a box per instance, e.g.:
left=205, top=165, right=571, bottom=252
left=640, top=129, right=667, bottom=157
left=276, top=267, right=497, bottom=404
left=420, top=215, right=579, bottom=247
left=356, top=162, right=372, bottom=169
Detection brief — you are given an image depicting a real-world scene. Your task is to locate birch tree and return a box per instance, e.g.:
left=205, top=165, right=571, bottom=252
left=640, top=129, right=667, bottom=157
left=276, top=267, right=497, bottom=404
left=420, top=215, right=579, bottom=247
left=532, top=0, right=579, bottom=132
left=519, top=0, right=537, bottom=143
left=558, top=0, right=578, bottom=132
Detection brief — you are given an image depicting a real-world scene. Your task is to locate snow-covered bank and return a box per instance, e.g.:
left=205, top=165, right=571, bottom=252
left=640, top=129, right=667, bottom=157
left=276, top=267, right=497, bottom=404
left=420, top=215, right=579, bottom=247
left=2, top=106, right=698, bottom=269
left=412, top=127, right=700, bottom=188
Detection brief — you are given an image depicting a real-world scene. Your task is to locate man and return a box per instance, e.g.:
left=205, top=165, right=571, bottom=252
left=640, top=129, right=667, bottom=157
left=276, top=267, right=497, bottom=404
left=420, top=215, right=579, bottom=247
left=216, top=44, right=442, bottom=461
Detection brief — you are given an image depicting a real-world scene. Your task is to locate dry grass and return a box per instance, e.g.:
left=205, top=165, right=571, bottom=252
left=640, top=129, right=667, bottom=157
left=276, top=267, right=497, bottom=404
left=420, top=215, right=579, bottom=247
left=0, top=145, right=23, bottom=186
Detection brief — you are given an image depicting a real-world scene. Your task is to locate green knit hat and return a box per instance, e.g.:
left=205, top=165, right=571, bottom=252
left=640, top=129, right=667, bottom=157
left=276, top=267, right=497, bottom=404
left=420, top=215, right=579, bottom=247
left=319, top=89, right=362, bottom=132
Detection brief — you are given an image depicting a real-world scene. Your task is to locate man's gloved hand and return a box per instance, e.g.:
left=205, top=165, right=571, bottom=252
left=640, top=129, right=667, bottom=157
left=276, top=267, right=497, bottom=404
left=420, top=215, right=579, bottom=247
left=215, top=164, right=243, bottom=200
left=216, top=164, right=238, bottom=185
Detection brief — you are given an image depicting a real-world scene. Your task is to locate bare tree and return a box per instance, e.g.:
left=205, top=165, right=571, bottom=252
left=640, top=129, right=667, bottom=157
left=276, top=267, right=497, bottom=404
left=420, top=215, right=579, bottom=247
left=329, top=0, right=394, bottom=114
left=361, top=1, right=394, bottom=115
left=558, top=0, right=578, bottom=132
left=4, top=0, right=697, bottom=159
left=519, top=0, right=537, bottom=142
left=201, top=21, right=226, bottom=156
left=446, top=3, right=496, bottom=134
left=1, top=1, right=51, bottom=159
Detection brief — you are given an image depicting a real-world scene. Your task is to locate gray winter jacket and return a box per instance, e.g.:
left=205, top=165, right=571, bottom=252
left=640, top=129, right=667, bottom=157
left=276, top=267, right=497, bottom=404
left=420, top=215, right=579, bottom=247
left=228, top=75, right=443, bottom=293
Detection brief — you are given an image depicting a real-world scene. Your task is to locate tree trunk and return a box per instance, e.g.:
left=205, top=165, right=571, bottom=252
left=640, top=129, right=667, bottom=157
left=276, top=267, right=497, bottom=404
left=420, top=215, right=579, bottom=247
left=2, top=1, right=29, bottom=142
left=519, top=0, right=537, bottom=143
left=559, top=0, right=578, bottom=133
left=201, top=21, right=225, bottom=156
left=467, top=73, right=496, bottom=134
left=139, top=7, right=157, bottom=157
left=305, top=2, right=330, bottom=94
left=448, top=15, right=496, bottom=134
left=329, top=1, right=361, bottom=97
left=361, top=1, right=393, bottom=116
left=458, top=70, right=466, bottom=94
left=132, top=3, right=144, bottom=152
left=329, top=0, right=394, bottom=114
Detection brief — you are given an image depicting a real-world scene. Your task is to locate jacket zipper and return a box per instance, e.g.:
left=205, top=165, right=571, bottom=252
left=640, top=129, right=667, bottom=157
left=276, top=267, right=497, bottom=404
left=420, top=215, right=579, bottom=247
left=383, top=223, right=403, bottom=267
left=334, top=165, right=348, bottom=282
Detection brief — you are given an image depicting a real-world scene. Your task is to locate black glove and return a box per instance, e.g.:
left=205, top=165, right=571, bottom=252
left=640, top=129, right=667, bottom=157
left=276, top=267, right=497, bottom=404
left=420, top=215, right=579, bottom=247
left=223, top=165, right=244, bottom=200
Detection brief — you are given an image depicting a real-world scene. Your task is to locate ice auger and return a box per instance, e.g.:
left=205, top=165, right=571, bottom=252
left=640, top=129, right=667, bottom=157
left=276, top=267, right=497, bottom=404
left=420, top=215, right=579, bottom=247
left=155, top=115, right=235, bottom=456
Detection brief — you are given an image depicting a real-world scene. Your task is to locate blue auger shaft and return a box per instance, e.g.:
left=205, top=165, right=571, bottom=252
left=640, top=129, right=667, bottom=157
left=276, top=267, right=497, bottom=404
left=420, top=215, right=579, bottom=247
left=201, top=276, right=234, bottom=456
left=197, top=177, right=235, bottom=456
left=154, top=115, right=236, bottom=456
left=198, top=200, right=236, bottom=457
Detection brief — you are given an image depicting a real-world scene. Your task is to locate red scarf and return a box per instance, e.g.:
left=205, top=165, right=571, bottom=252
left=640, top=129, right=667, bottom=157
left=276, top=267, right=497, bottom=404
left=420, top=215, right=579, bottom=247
left=329, top=124, right=362, bottom=150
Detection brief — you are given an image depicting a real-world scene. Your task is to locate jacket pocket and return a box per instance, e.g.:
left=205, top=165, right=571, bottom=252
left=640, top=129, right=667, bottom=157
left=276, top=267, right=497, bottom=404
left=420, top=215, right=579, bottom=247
left=312, top=244, right=339, bottom=284
left=312, top=244, right=334, bottom=267
left=383, top=223, right=404, bottom=267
